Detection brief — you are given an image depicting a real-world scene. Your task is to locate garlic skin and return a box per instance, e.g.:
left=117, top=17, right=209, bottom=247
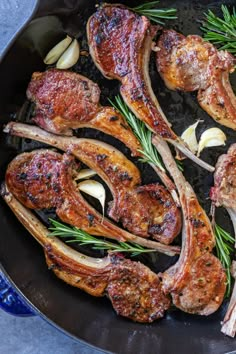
left=44, top=36, right=72, bottom=65
left=181, top=121, right=200, bottom=154
left=77, top=180, right=106, bottom=215
left=197, top=127, right=227, bottom=156
left=75, top=169, right=97, bottom=180
left=56, top=39, right=80, bottom=69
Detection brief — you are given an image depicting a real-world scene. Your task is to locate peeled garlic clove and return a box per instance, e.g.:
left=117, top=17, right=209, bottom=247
left=44, top=36, right=72, bottom=65
left=56, top=38, right=80, bottom=69
left=197, top=127, right=226, bottom=156
left=78, top=180, right=106, bottom=215
left=181, top=121, right=200, bottom=154
left=75, top=169, right=97, bottom=180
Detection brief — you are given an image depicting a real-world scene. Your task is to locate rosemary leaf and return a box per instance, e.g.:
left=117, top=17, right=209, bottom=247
left=201, top=5, right=236, bottom=54
left=48, top=219, right=155, bottom=257
left=214, top=223, right=234, bottom=297
left=109, top=96, right=165, bottom=171
left=131, top=1, right=177, bottom=25
left=109, top=95, right=184, bottom=172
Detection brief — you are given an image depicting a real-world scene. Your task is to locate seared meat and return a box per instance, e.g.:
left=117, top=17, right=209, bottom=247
left=157, top=30, right=236, bottom=130
left=221, top=261, right=236, bottom=337
left=4, top=123, right=181, bottom=245
left=5, top=149, right=180, bottom=255
left=87, top=4, right=214, bottom=172
left=27, top=69, right=141, bottom=156
left=87, top=4, right=173, bottom=139
left=211, top=143, right=236, bottom=247
left=1, top=186, right=170, bottom=323
left=210, top=145, right=236, bottom=337
left=110, top=183, right=181, bottom=244
left=152, top=135, right=226, bottom=315
left=211, top=143, right=236, bottom=210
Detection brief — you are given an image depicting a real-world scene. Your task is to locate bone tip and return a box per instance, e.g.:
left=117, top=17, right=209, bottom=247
left=0, top=182, right=11, bottom=202
left=3, top=122, right=12, bottom=133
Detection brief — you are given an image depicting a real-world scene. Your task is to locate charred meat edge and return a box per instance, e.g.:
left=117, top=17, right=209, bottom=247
left=27, top=69, right=179, bottom=205
left=152, top=135, right=226, bottom=315
left=5, top=147, right=181, bottom=244
left=211, top=144, right=236, bottom=337
left=3, top=123, right=181, bottom=256
left=1, top=184, right=170, bottom=323
left=27, top=69, right=141, bottom=157
left=87, top=4, right=214, bottom=172
left=156, top=29, right=236, bottom=131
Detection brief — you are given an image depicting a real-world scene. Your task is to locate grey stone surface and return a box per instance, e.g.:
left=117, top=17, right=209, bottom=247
left=0, top=1, right=104, bottom=353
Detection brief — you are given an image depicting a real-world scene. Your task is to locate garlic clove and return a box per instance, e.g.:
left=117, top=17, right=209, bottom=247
left=78, top=180, right=106, bottom=216
left=197, top=127, right=227, bottom=156
left=44, top=36, right=72, bottom=65
left=75, top=169, right=97, bottom=180
left=56, top=38, right=80, bottom=69
left=181, top=121, right=200, bottom=154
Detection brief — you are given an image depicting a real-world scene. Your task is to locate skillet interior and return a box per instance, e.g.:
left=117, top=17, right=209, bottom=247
left=0, top=0, right=236, bottom=353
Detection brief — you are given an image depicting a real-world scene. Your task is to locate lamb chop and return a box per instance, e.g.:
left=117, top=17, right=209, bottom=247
left=211, top=143, right=236, bottom=241
left=1, top=184, right=170, bottom=323
left=156, top=30, right=236, bottom=130
left=27, top=68, right=178, bottom=203
left=5, top=147, right=180, bottom=255
left=221, top=261, right=236, bottom=337
left=210, top=144, right=236, bottom=336
left=152, top=135, right=226, bottom=315
left=4, top=122, right=181, bottom=245
left=27, top=69, right=140, bottom=156
left=87, top=4, right=214, bottom=172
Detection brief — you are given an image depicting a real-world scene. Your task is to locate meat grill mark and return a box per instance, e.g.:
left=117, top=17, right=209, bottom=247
left=5, top=148, right=181, bottom=254
left=152, top=135, right=226, bottom=315
left=1, top=188, right=170, bottom=323
left=87, top=4, right=175, bottom=140
left=26, top=68, right=141, bottom=157
left=87, top=4, right=215, bottom=172
left=156, top=29, right=236, bottom=130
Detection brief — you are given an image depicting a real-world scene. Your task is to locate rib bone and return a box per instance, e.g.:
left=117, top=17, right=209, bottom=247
left=152, top=135, right=226, bottom=315
left=1, top=184, right=170, bottom=323
left=87, top=4, right=214, bottom=172
left=210, top=144, right=236, bottom=336
left=27, top=69, right=141, bottom=157
left=4, top=122, right=181, bottom=246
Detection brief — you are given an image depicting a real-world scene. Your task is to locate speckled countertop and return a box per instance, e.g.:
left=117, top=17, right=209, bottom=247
left=0, top=1, right=104, bottom=353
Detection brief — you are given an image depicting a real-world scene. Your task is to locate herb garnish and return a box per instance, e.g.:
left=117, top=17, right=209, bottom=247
left=49, top=219, right=155, bottom=257
left=201, top=5, right=236, bottom=54
left=109, top=95, right=165, bottom=171
left=109, top=95, right=183, bottom=171
left=214, top=223, right=235, bottom=297
left=131, top=1, right=177, bottom=25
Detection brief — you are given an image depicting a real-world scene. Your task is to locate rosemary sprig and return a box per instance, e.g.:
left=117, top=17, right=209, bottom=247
left=201, top=5, right=236, bottom=54
left=131, top=1, right=177, bottom=25
left=48, top=219, right=155, bottom=257
left=109, top=95, right=165, bottom=171
left=109, top=95, right=183, bottom=172
left=214, top=223, right=235, bottom=297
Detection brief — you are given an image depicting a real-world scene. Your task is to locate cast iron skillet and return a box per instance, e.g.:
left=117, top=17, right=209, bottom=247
left=0, top=1, right=236, bottom=353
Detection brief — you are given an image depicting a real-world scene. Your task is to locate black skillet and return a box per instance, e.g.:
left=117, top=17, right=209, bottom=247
left=0, top=0, right=236, bottom=353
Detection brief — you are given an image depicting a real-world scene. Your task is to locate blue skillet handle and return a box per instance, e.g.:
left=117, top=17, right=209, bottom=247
left=0, top=270, right=35, bottom=316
